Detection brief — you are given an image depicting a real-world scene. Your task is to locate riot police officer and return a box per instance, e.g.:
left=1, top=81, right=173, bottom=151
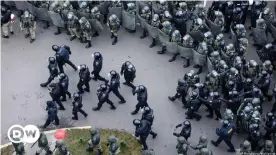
left=48, top=83, right=65, bottom=110
left=168, top=79, right=188, bottom=109
left=79, top=17, right=92, bottom=48
left=67, top=12, right=82, bottom=42
left=107, top=135, right=120, bottom=154
left=12, top=141, right=25, bottom=155
left=223, top=1, right=234, bottom=33
left=213, top=11, right=224, bottom=31
left=58, top=73, right=71, bottom=101
left=168, top=30, right=182, bottom=62
left=108, top=70, right=126, bottom=104
left=180, top=34, right=195, bottom=68
left=194, top=83, right=212, bottom=113
left=263, top=112, right=276, bottom=140
left=72, top=92, right=87, bottom=120
left=261, top=60, right=274, bottom=75
left=176, top=137, right=188, bottom=155
left=107, top=14, right=120, bottom=45
left=140, top=6, right=151, bottom=39
left=157, top=21, right=173, bottom=54
left=131, top=85, right=148, bottom=115
left=213, top=33, right=225, bottom=52
left=222, top=109, right=234, bottom=123
left=247, top=122, right=263, bottom=152
left=1, top=5, right=13, bottom=38
left=77, top=64, right=91, bottom=94
left=261, top=140, right=275, bottom=153
left=91, top=52, right=109, bottom=83
left=133, top=119, right=151, bottom=150
left=52, top=44, right=78, bottom=73
left=250, top=0, right=264, bottom=29
left=90, top=6, right=101, bottom=37
left=42, top=101, right=59, bottom=128
left=149, top=14, right=161, bottom=48
left=34, top=132, right=53, bottom=155
left=189, top=135, right=208, bottom=151
left=141, top=106, right=157, bottom=138
left=186, top=91, right=202, bottom=121
left=120, top=61, right=136, bottom=89
left=256, top=70, right=271, bottom=97
left=211, top=120, right=236, bottom=152
left=86, top=127, right=103, bottom=154
left=205, top=92, right=222, bottom=120
left=221, top=90, right=241, bottom=115
left=40, top=57, right=59, bottom=87
left=232, top=7, right=243, bottom=27
left=272, top=85, right=276, bottom=113
left=173, top=10, right=187, bottom=37
left=239, top=140, right=252, bottom=153
left=173, top=120, right=191, bottom=140
left=20, top=10, right=36, bottom=43
left=55, top=139, right=70, bottom=155
left=93, top=84, right=116, bottom=111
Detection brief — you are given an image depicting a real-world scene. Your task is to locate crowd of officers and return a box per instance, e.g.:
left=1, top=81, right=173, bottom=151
left=3, top=0, right=276, bottom=155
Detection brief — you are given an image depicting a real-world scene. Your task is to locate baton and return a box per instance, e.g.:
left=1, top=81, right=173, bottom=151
left=30, top=140, right=38, bottom=148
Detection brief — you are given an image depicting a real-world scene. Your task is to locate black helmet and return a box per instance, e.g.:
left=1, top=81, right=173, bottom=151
left=48, top=57, right=56, bottom=64
left=233, top=7, right=242, bottom=14
left=93, top=52, right=101, bottom=60
left=99, top=84, right=108, bottom=91
left=245, top=78, right=252, bottom=84
left=227, top=80, right=235, bottom=87
left=46, top=101, right=55, bottom=107
left=178, top=79, right=186, bottom=86
left=133, top=119, right=141, bottom=126
left=191, top=91, right=198, bottom=99
left=1, top=6, right=7, bottom=14
left=212, top=92, right=220, bottom=99
left=261, top=70, right=268, bottom=77
left=266, top=112, right=274, bottom=119
left=73, top=92, right=80, bottom=100
left=229, top=90, right=238, bottom=97
left=125, top=61, right=131, bottom=66
left=79, top=64, right=87, bottom=71
left=58, top=73, right=66, bottom=80
left=222, top=120, right=229, bottom=127
left=109, top=70, right=117, bottom=78
left=183, top=120, right=191, bottom=128
left=52, top=45, right=60, bottom=51
left=143, top=106, right=151, bottom=114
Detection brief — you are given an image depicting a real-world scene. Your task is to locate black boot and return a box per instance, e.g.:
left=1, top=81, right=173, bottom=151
left=10, top=31, right=14, bottom=35
left=86, top=41, right=92, bottom=48
left=93, top=32, right=99, bottom=37
left=54, top=27, right=61, bottom=35
left=183, top=59, right=190, bottom=68
left=86, top=147, right=93, bottom=152
left=79, top=38, right=84, bottom=43
left=111, top=33, right=114, bottom=38
left=43, top=22, right=50, bottom=29
left=25, top=34, right=30, bottom=38
left=157, top=46, right=166, bottom=54
left=140, top=28, right=147, bottom=39
left=197, top=66, right=202, bottom=74
left=168, top=96, right=176, bottom=101
left=93, top=107, right=100, bottom=111
left=70, top=36, right=76, bottom=41
left=84, top=88, right=90, bottom=92
left=168, top=53, right=177, bottom=62
left=2, top=35, right=9, bottom=38
left=72, top=116, right=78, bottom=120
left=149, top=38, right=156, bottom=48
left=131, top=110, right=138, bottom=115
left=30, top=39, right=35, bottom=43
left=112, top=36, right=118, bottom=45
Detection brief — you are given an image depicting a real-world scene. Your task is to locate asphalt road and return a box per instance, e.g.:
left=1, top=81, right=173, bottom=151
left=1, top=2, right=276, bottom=155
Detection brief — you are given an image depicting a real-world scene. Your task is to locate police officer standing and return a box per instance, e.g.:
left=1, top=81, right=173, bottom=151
left=131, top=85, right=149, bottom=115
left=133, top=119, right=151, bottom=150
left=173, top=120, right=191, bottom=141
left=263, top=112, right=276, bottom=140
left=77, top=64, right=91, bottom=94
left=107, top=14, right=120, bottom=45
left=40, top=57, right=59, bottom=87
left=120, top=61, right=136, bottom=89
left=48, top=83, right=65, bottom=110
left=20, top=10, right=36, bottom=43
left=41, top=101, right=60, bottom=128
left=201, top=92, right=222, bottom=120
left=168, top=79, right=188, bottom=109
left=91, top=52, right=109, bottom=83
left=93, top=84, right=116, bottom=111
left=186, top=91, right=202, bottom=121
left=58, top=73, right=71, bottom=101
left=1, top=5, right=13, bottom=38
left=52, top=44, right=78, bottom=73
left=108, top=70, right=126, bottom=104
left=211, top=120, right=236, bottom=152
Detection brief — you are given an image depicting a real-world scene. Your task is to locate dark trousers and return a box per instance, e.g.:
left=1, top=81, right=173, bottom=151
left=96, top=99, right=115, bottom=109
left=140, top=136, right=148, bottom=150
left=271, top=101, right=276, bottom=113
left=92, top=71, right=106, bottom=82
left=73, top=109, right=87, bottom=119
left=187, top=109, right=201, bottom=119
left=173, top=92, right=188, bottom=107
left=202, top=102, right=213, bottom=113
left=52, top=97, right=65, bottom=110
left=134, top=101, right=148, bottom=113
left=124, top=78, right=136, bottom=89
left=209, top=107, right=222, bottom=119
left=43, top=117, right=59, bottom=128
left=214, top=136, right=235, bottom=150
left=110, top=89, right=125, bottom=101
left=77, top=79, right=90, bottom=93
left=43, top=75, right=55, bottom=85
left=224, top=16, right=233, bottom=32
left=58, top=60, right=77, bottom=73
left=61, top=88, right=71, bottom=100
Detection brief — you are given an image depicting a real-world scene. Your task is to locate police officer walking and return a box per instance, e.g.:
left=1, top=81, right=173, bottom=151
left=131, top=85, right=149, bottom=115
left=141, top=106, right=157, bottom=138
left=211, top=120, right=236, bottom=152
left=1, top=5, right=13, bottom=38
left=72, top=93, right=87, bottom=120
left=77, top=64, right=91, bottom=94
left=185, top=91, right=202, bottom=121
left=93, top=84, right=116, bottom=111
left=52, top=44, right=78, bottom=73
left=48, top=83, right=65, bottom=110
left=168, top=79, right=188, bottom=109
left=34, top=132, right=53, bottom=155
left=120, top=61, right=136, bottom=89
left=133, top=119, right=151, bottom=150
left=41, top=101, right=60, bottom=128
left=91, top=52, right=109, bottom=83
left=40, top=57, right=59, bottom=87
left=58, top=73, right=71, bottom=101
left=173, top=120, right=191, bottom=141
left=20, top=10, right=36, bottom=43
left=108, top=70, right=126, bottom=104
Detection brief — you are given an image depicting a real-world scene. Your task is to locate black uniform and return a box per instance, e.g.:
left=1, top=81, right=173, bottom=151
left=211, top=120, right=235, bottom=152
left=231, top=7, right=243, bottom=29
left=223, top=2, right=234, bottom=33
left=120, top=61, right=136, bottom=89
left=247, top=126, right=263, bottom=151
left=52, top=45, right=78, bottom=73
left=77, top=64, right=91, bottom=94
left=92, top=84, right=116, bottom=111
left=40, top=57, right=59, bottom=87
left=196, top=83, right=213, bottom=113
left=141, top=107, right=157, bottom=138
left=91, top=52, right=108, bottom=83
left=250, top=2, right=263, bottom=29
left=201, top=92, right=222, bottom=120
left=208, top=1, right=225, bottom=21
left=172, top=11, right=187, bottom=37
left=58, top=73, right=71, bottom=101
left=134, top=119, right=151, bottom=150
left=272, top=86, right=276, bottom=113
left=186, top=92, right=202, bottom=121
left=108, top=70, right=126, bottom=103
left=256, top=71, right=271, bottom=97
left=168, top=79, right=188, bottom=108
left=72, top=93, right=87, bottom=120
left=173, top=121, right=191, bottom=140
left=264, top=112, right=276, bottom=140
left=221, top=91, right=241, bottom=115
left=131, top=85, right=149, bottom=115
left=48, top=83, right=65, bottom=110
left=1, top=5, right=12, bottom=38
left=42, top=101, right=59, bottom=128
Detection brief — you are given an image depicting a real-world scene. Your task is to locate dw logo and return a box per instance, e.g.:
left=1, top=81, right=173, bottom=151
left=7, top=125, right=40, bottom=143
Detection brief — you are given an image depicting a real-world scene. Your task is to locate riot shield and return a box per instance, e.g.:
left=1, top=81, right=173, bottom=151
left=192, top=49, right=206, bottom=66
left=207, top=57, right=215, bottom=73
left=77, top=11, right=90, bottom=19
left=230, top=28, right=237, bottom=46
left=122, top=10, right=136, bottom=30
left=89, top=19, right=104, bottom=32
left=26, top=2, right=35, bottom=16
left=158, top=29, right=170, bottom=44
left=146, top=22, right=158, bottom=39
left=268, top=23, right=276, bottom=40
left=98, top=2, right=110, bottom=15
left=206, top=19, right=221, bottom=37
left=178, top=46, right=193, bottom=59
left=14, top=1, right=28, bottom=11
left=61, top=10, right=77, bottom=21
left=189, top=31, right=204, bottom=42
left=256, top=48, right=270, bottom=62
left=4, top=1, right=15, bottom=7
left=252, top=28, right=268, bottom=46
left=48, top=11, right=65, bottom=28
left=137, top=1, right=148, bottom=14
left=221, top=51, right=230, bottom=64
left=108, top=7, right=122, bottom=21
left=137, top=14, right=146, bottom=28
left=165, top=42, right=178, bottom=54
left=34, top=7, right=51, bottom=21
left=152, top=2, right=163, bottom=15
